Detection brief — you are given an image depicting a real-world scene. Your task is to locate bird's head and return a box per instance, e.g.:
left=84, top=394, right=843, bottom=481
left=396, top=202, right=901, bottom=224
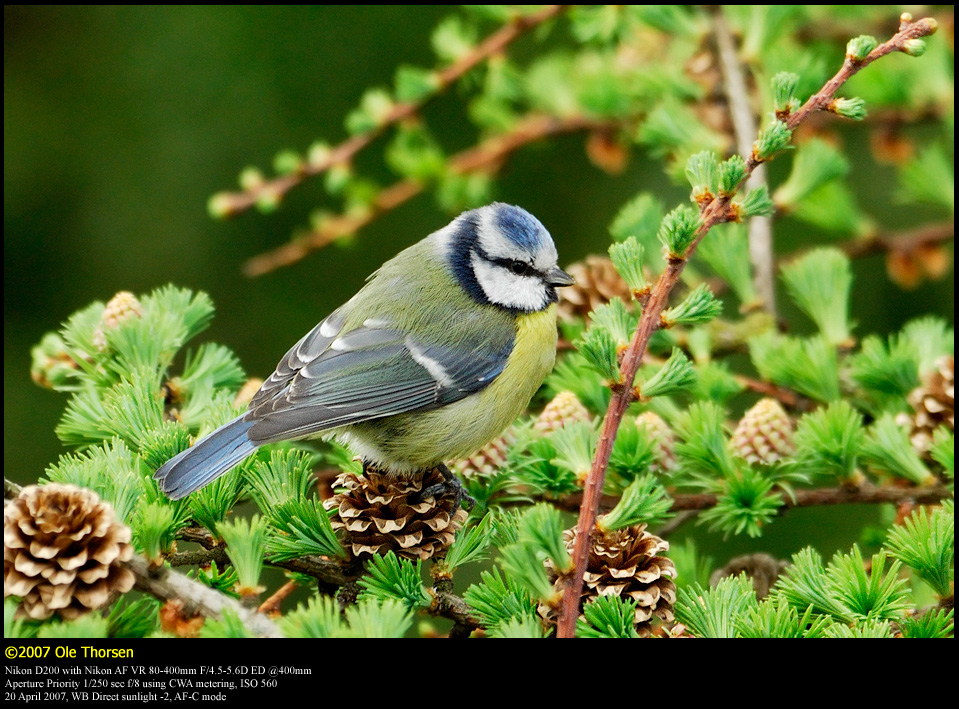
left=447, top=202, right=574, bottom=313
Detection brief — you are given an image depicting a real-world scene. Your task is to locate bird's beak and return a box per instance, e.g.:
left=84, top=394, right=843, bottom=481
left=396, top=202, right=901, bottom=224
left=547, top=266, right=575, bottom=287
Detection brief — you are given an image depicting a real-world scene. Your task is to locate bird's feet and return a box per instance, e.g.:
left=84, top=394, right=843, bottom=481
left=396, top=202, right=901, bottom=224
left=412, top=463, right=476, bottom=511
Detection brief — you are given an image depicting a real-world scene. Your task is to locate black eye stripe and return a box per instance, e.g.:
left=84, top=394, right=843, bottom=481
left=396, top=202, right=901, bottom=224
left=474, top=246, right=538, bottom=278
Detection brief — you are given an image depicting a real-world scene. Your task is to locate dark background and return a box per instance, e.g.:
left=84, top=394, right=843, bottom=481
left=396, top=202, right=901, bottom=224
left=5, top=6, right=953, bottom=563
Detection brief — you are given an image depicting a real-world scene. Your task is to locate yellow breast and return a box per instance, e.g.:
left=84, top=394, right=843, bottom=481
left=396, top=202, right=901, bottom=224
left=338, top=304, right=559, bottom=471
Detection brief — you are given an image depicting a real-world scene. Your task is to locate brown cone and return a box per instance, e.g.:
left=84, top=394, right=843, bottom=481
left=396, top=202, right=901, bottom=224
left=897, top=355, right=955, bottom=457
left=4, top=484, right=135, bottom=620
left=557, top=256, right=632, bottom=324
left=323, top=467, right=468, bottom=561
left=545, top=524, right=677, bottom=636
left=709, top=552, right=788, bottom=600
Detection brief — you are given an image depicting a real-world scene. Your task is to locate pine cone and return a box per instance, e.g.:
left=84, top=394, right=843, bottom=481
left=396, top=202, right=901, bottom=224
left=635, top=411, right=678, bottom=474
left=897, top=355, right=955, bottom=457
left=92, top=291, right=144, bottom=352
left=557, top=256, right=632, bottom=323
left=452, top=429, right=514, bottom=479
left=534, top=391, right=591, bottom=434
left=730, top=398, right=795, bottom=465
left=709, top=553, right=788, bottom=600
left=545, top=524, right=677, bottom=636
left=323, top=467, right=468, bottom=561
left=4, top=484, right=135, bottom=620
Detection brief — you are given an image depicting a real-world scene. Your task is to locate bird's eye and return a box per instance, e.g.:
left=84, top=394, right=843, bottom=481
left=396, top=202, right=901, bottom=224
left=509, top=260, right=530, bottom=276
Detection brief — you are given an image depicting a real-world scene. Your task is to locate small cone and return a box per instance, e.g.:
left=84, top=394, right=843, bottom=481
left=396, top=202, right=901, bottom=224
left=452, top=430, right=514, bottom=479
left=92, top=291, right=144, bottom=352
left=730, top=398, right=795, bottom=465
left=534, top=391, right=591, bottom=434
left=897, top=355, right=954, bottom=457
left=635, top=411, right=678, bottom=474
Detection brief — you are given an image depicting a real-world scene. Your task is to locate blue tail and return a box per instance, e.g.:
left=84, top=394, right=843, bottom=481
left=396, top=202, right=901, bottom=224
left=154, top=415, right=257, bottom=500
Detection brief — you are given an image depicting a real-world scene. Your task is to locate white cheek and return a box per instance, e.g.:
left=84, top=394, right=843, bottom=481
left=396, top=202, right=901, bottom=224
left=471, top=256, right=547, bottom=311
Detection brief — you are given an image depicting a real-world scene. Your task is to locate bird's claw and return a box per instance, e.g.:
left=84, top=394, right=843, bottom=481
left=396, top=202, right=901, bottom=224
left=412, top=464, right=476, bottom=511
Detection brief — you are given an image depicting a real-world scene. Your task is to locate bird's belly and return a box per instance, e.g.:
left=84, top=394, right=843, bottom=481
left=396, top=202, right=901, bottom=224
left=335, top=306, right=558, bottom=473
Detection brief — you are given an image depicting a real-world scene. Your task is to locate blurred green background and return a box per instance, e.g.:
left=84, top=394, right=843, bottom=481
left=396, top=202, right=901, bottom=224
left=4, top=6, right=953, bottom=563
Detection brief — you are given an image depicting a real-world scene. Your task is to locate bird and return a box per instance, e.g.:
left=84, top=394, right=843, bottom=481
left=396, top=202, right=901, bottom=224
left=154, top=202, right=574, bottom=504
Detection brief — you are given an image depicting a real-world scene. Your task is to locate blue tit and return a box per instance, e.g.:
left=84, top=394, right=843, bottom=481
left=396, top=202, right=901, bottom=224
left=154, top=202, right=574, bottom=503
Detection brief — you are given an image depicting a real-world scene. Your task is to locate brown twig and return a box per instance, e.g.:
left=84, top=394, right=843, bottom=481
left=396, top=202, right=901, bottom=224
left=838, top=220, right=955, bottom=260
left=243, top=113, right=624, bottom=276
left=167, top=546, right=229, bottom=568
left=784, top=15, right=939, bottom=132
left=127, top=555, right=284, bottom=637
left=214, top=5, right=569, bottom=219
left=556, top=13, right=940, bottom=638
left=551, top=481, right=952, bottom=518
left=258, top=579, right=300, bottom=616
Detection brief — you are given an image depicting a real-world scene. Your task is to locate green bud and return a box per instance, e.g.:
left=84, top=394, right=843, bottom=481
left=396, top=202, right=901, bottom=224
left=345, top=88, right=395, bottom=135
left=608, top=237, right=648, bottom=295
left=590, top=298, right=637, bottom=349
left=431, top=16, right=477, bottom=63
left=737, top=185, right=776, bottom=218
left=657, top=205, right=701, bottom=259
left=753, top=120, right=793, bottom=162
left=217, top=515, right=268, bottom=595
left=861, top=415, right=935, bottom=485
left=394, top=65, right=440, bottom=103
left=136, top=503, right=182, bottom=565
left=306, top=141, right=332, bottom=168
left=579, top=326, right=621, bottom=382
left=324, top=163, right=353, bottom=196
left=207, top=192, right=235, bottom=219
left=273, top=150, right=304, bottom=176
left=662, top=283, right=723, bottom=327
left=598, top=475, right=674, bottom=532
left=255, top=187, right=282, bottom=213
left=30, top=332, right=83, bottom=391
left=794, top=400, right=864, bottom=483
left=772, top=72, right=801, bottom=115
left=640, top=347, right=696, bottom=399
left=609, top=193, right=664, bottom=243
left=846, top=35, right=878, bottom=61
left=238, top=166, right=265, bottom=191
left=718, top=155, right=748, bottom=196
left=901, top=39, right=927, bottom=57
left=517, top=503, right=573, bottom=575
left=685, top=150, right=719, bottom=204
left=832, top=97, right=867, bottom=120
left=929, top=428, right=953, bottom=479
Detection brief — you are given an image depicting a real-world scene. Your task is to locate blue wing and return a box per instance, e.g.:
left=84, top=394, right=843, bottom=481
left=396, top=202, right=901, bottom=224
left=244, top=312, right=514, bottom=444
